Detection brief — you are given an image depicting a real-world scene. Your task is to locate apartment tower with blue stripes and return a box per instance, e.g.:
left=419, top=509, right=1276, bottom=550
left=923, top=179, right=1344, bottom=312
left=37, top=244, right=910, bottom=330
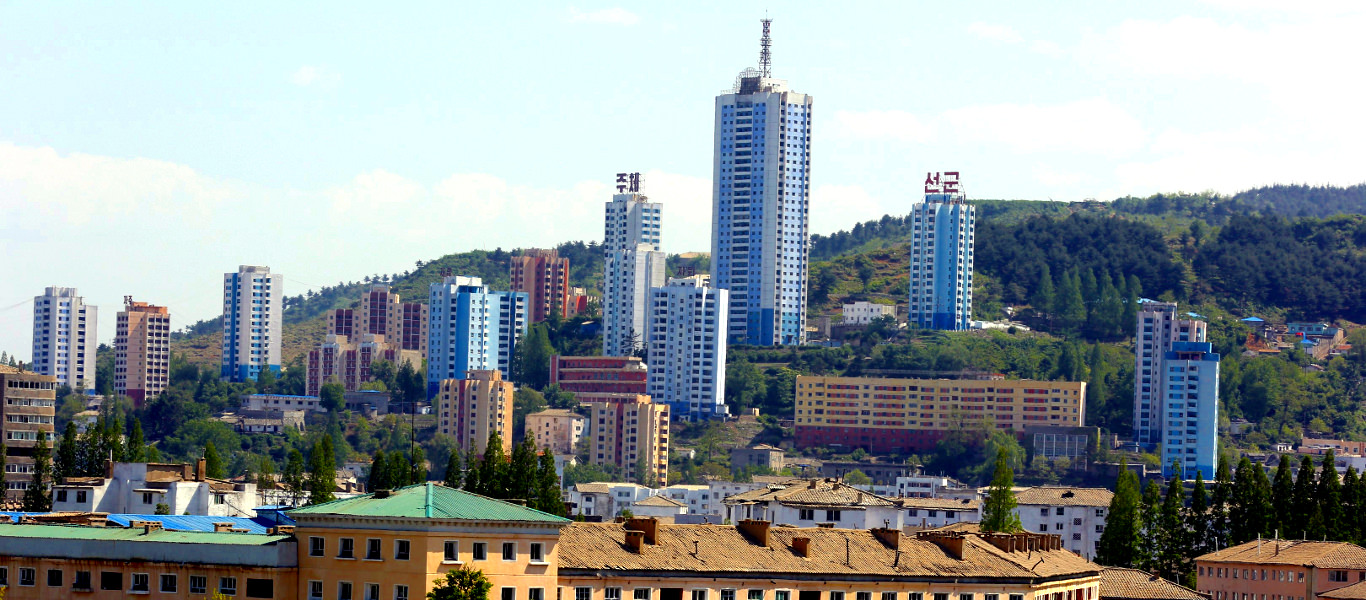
left=221, top=265, right=282, bottom=382
left=908, top=172, right=975, bottom=330
left=427, top=276, right=528, bottom=398
left=711, top=19, right=812, bottom=346
left=603, top=177, right=665, bottom=358
left=1160, top=341, right=1220, bottom=480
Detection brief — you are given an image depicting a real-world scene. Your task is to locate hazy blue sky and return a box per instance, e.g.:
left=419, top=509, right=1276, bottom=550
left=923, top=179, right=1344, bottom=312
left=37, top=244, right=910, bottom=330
left=3, top=1, right=1364, bottom=356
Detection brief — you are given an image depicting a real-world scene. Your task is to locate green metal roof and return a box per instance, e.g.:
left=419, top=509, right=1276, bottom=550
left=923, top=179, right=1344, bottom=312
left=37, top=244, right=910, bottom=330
left=288, top=482, right=570, bottom=523
left=0, top=524, right=290, bottom=545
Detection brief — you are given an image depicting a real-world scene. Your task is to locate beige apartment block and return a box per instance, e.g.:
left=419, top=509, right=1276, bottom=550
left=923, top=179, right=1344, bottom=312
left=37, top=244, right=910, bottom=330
left=525, top=409, right=585, bottom=455
left=438, top=370, right=514, bottom=457
left=115, top=300, right=171, bottom=405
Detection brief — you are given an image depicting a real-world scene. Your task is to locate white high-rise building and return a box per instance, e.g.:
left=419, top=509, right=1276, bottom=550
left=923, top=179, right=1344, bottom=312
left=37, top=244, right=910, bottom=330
left=646, top=275, right=728, bottom=421
left=427, top=276, right=528, bottom=398
left=711, top=20, right=812, bottom=346
left=908, top=171, right=975, bottom=331
left=221, top=266, right=283, bottom=382
left=1133, top=300, right=1207, bottom=448
left=1159, top=342, right=1220, bottom=480
left=604, top=191, right=665, bottom=357
left=31, top=287, right=97, bottom=389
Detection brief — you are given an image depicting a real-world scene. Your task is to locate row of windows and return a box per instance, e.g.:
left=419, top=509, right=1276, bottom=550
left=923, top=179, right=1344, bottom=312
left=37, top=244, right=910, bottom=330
left=0, top=567, right=268, bottom=597
left=574, top=589, right=1030, bottom=600
left=307, top=538, right=545, bottom=563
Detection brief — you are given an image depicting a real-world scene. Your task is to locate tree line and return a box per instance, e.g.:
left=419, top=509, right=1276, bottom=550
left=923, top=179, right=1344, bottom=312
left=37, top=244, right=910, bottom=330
left=1096, top=452, right=1363, bottom=587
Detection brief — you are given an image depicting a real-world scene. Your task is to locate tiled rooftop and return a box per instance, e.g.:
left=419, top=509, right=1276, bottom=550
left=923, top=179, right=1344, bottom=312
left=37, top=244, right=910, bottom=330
left=1197, top=539, right=1366, bottom=569
left=1099, top=567, right=1205, bottom=600
left=724, top=478, right=896, bottom=508
left=1014, top=486, right=1114, bottom=507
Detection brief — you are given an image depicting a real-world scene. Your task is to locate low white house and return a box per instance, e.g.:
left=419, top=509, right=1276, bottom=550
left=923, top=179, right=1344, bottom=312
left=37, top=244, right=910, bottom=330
left=900, top=496, right=981, bottom=529
left=1013, top=486, right=1113, bottom=560
left=631, top=494, right=688, bottom=518
left=893, top=474, right=976, bottom=499
left=660, top=484, right=720, bottom=516
left=568, top=482, right=655, bottom=518
left=721, top=478, right=903, bottom=529
left=842, top=301, right=896, bottom=325
left=51, top=460, right=258, bottom=517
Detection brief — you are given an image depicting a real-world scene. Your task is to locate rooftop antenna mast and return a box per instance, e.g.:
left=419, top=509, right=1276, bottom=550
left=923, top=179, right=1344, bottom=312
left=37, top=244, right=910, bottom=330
left=759, top=18, right=773, bottom=77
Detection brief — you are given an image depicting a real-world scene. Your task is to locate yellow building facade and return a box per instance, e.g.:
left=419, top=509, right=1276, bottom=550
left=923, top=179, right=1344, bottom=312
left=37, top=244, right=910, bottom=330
left=795, top=375, right=1086, bottom=453
left=289, top=482, right=569, bottom=600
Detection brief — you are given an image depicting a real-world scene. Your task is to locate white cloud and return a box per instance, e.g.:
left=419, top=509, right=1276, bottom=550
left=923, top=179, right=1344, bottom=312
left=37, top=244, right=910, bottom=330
left=568, top=7, right=640, bottom=26
left=811, top=184, right=886, bottom=236
left=1029, top=40, right=1064, bottom=57
left=290, top=65, right=341, bottom=87
left=967, top=22, right=1023, bottom=44
left=830, top=109, right=933, bottom=143
left=1033, top=164, right=1084, bottom=188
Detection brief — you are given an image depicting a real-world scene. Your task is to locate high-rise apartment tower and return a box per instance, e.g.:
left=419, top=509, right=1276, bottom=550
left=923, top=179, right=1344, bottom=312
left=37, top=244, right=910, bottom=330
left=646, top=275, right=728, bottom=421
left=603, top=187, right=665, bottom=357
left=908, top=172, right=975, bottom=331
left=711, top=20, right=812, bottom=346
left=221, top=266, right=283, bottom=382
left=427, top=276, right=527, bottom=398
left=31, top=286, right=97, bottom=389
left=1133, top=300, right=1208, bottom=448
left=114, top=299, right=171, bottom=405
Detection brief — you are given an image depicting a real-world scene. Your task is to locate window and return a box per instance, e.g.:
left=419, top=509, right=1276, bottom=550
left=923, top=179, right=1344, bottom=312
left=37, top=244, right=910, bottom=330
left=56, top=489, right=67, bottom=502
left=799, top=509, right=814, bottom=520
left=191, top=576, right=209, bottom=594
left=636, top=589, right=653, bottom=600
left=1009, top=595, right=1025, bottom=600
left=503, top=587, right=517, bottom=600
left=74, top=571, right=92, bottom=591
left=857, top=593, right=871, bottom=600
left=47, top=569, right=63, bottom=587
left=220, top=576, right=238, bottom=596
left=131, top=573, right=150, bottom=593
left=161, top=574, right=178, bottom=593
left=340, top=538, right=356, bottom=559
left=0, top=567, right=6, bottom=586
left=396, top=585, right=410, bottom=600
left=100, top=571, right=121, bottom=590
left=530, top=589, right=545, bottom=600
left=395, top=540, right=410, bottom=560
left=445, top=541, right=461, bottom=562
left=607, top=589, right=622, bottom=600
left=473, top=542, right=488, bottom=560
left=776, top=593, right=791, bottom=600
left=367, top=538, right=383, bottom=560
left=77, top=490, right=87, bottom=503
left=826, top=510, right=841, bottom=521
left=693, top=591, right=709, bottom=600
left=246, top=579, right=275, bottom=598
left=723, top=591, right=737, bottom=600
left=750, top=592, right=766, bottom=600
left=985, top=596, right=999, bottom=600
left=143, top=491, right=154, bottom=504
left=310, top=536, right=326, bottom=556
left=577, top=587, right=594, bottom=600
left=960, top=595, right=973, bottom=600
left=530, top=542, right=545, bottom=563
left=340, top=582, right=355, bottom=600
left=883, top=594, right=897, bottom=600
left=366, top=584, right=381, bottom=600
left=1055, top=507, right=1065, bottom=515
left=934, top=595, right=949, bottom=600
left=503, top=542, right=518, bottom=561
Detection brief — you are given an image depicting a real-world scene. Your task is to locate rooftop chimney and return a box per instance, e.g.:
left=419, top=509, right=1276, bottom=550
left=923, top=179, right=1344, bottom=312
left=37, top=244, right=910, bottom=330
left=737, top=519, right=771, bottom=547
left=105, top=459, right=114, bottom=479
left=916, top=531, right=965, bottom=560
left=196, top=458, right=207, bottom=482
left=213, top=522, right=234, bottom=533
left=809, top=479, right=818, bottom=489
left=792, top=537, right=811, bottom=558
left=872, top=527, right=900, bottom=548
left=625, top=530, right=646, bottom=553
left=625, top=517, right=660, bottom=545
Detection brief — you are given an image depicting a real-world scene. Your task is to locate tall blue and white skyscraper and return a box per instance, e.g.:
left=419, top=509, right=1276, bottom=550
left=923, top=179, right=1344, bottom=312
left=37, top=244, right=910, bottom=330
left=221, top=266, right=282, bottom=382
left=646, top=275, right=728, bottom=421
left=1134, top=300, right=1207, bottom=449
left=908, top=172, right=975, bottom=331
left=603, top=187, right=665, bottom=357
left=427, top=276, right=527, bottom=397
left=1160, top=341, right=1220, bottom=480
left=711, top=20, right=812, bottom=346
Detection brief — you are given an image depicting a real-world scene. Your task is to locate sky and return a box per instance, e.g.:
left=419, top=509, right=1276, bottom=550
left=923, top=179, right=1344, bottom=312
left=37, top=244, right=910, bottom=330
left=3, top=1, right=1365, bottom=358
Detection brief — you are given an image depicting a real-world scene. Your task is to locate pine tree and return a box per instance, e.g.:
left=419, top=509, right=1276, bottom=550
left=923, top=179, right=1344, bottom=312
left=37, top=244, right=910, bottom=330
left=1230, top=457, right=1273, bottom=544
left=368, top=453, right=389, bottom=491
left=1138, top=480, right=1163, bottom=571
left=1156, top=463, right=1188, bottom=583
left=534, top=448, right=564, bottom=516
left=1318, top=451, right=1343, bottom=541
left=444, top=449, right=463, bottom=489
left=282, top=448, right=306, bottom=505
left=1056, top=270, right=1087, bottom=332
left=1097, top=470, right=1143, bottom=567
left=1209, top=458, right=1232, bottom=550
left=1271, top=454, right=1294, bottom=538
left=386, top=450, right=410, bottom=487
left=980, top=448, right=1023, bottom=533
left=464, top=448, right=483, bottom=496
left=107, top=415, right=126, bottom=462
left=127, top=419, right=146, bottom=462
left=257, top=456, right=276, bottom=490
left=1291, top=455, right=1317, bottom=538
left=479, top=433, right=509, bottom=499
left=307, top=438, right=337, bottom=505
left=1121, top=275, right=1140, bottom=335
left=55, top=421, right=79, bottom=480
left=1355, top=470, right=1366, bottom=544
left=1031, top=264, right=1055, bottom=317
left=1187, top=470, right=1211, bottom=557
left=22, top=430, right=52, bottom=511
left=1343, top=467, right=1361, bottom=543
left=508, top=438, right=538, bottom=502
